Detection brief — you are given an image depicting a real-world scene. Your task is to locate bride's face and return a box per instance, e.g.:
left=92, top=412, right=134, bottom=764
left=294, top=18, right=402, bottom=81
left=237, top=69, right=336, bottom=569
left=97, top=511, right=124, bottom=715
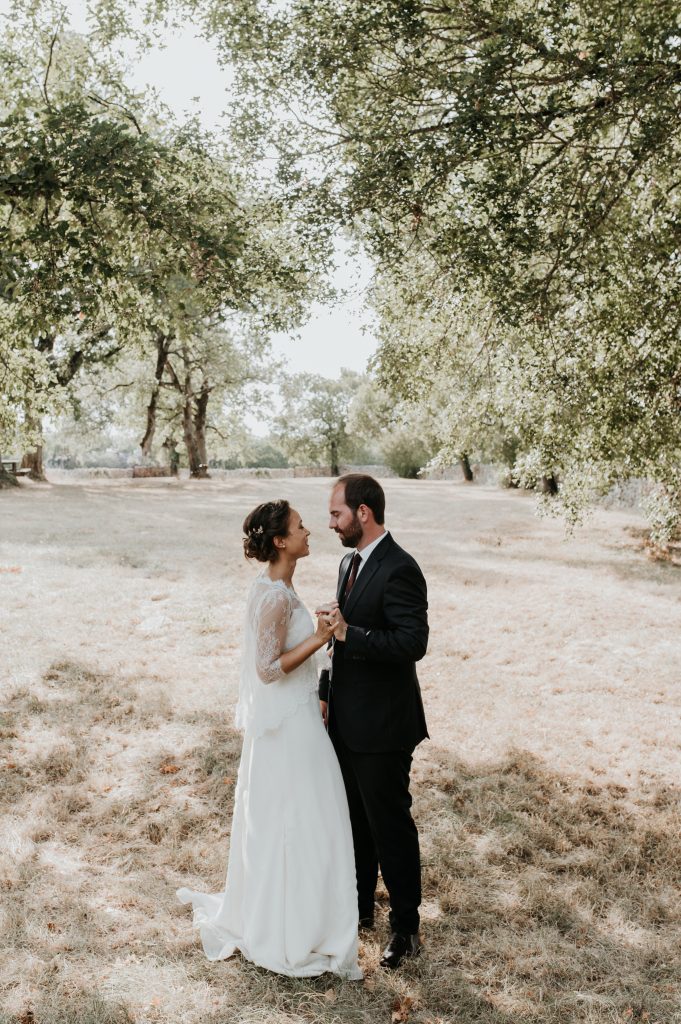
left=282, top=508, right=311, bottom=560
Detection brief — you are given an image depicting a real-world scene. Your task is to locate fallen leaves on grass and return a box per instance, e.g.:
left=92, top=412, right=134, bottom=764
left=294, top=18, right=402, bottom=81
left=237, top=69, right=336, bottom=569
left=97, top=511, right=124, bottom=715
left=159, top=762, right=180, bottom=775
left=391, top=995, right=414, bottom=1022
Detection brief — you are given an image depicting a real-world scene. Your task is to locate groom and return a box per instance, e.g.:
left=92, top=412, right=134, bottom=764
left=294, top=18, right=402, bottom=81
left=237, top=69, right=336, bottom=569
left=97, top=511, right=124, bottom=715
left=318, top=474, right=429, bottom=969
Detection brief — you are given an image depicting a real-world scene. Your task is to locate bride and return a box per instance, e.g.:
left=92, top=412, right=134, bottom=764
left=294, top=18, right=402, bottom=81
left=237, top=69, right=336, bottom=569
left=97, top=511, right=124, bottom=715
left=177, top=499, right=362, bottom=979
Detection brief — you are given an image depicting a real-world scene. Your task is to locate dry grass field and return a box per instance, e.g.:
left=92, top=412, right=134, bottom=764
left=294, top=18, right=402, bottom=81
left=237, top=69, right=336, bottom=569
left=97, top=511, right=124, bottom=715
left=1, top=476, right=680, bottom=1024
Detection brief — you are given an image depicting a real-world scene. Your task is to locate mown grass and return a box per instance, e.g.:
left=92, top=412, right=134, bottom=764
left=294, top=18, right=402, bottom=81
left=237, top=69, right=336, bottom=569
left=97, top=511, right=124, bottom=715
left=1, top=659, right=680, bottom=1024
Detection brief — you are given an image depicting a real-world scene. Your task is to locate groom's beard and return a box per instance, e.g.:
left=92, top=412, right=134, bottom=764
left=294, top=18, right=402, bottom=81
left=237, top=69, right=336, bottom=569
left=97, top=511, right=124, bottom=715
left=336, top=513, right=363, bottom=548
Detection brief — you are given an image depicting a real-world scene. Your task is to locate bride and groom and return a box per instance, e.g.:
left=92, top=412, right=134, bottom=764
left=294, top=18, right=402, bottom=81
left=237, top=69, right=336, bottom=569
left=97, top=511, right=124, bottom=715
left=177, top=474, right=429, bottom=978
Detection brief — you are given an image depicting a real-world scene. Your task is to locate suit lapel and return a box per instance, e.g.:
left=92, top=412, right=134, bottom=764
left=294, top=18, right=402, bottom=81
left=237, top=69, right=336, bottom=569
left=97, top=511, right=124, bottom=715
left=342, top=556, right=378, bottom=617
left=337, top=552, right=354, bottom=603
left=330, top=552, right=354, bottom=680
left=342, top=532, right=393, bottom=618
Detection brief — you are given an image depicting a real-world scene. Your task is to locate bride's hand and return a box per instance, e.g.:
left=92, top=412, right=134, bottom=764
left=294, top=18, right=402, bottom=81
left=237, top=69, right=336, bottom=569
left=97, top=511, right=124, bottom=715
left=315, top=613, right=335, bottom=643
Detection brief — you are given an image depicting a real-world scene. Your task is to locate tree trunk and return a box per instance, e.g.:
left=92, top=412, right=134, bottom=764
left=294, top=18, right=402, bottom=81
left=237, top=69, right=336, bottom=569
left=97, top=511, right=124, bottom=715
left=194, top=383, right=210, bottom=475
left=539, top=474, right=559, bottom=495
left=459, top=453, right=474, bottom=482
left=140, top=388, right=159, bottom=457
left=162, top=438, right=180, bottom=476
left=21, top=414, right=46, bottom=481
left=140, top=334, right=173, bottom=456
left=183, top=384, right=211, bottom=479
left=0, top=465, right=18, bottom=488
left=500, top=437, right=519, bottom=487
left=330, top=439, right=339, bottom=477
left=21, top=446, right=46, bottom=481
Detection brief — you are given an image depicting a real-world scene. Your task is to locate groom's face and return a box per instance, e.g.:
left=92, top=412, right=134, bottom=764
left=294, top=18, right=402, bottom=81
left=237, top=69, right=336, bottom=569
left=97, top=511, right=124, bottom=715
left=329, top=485, right=364, bottom=548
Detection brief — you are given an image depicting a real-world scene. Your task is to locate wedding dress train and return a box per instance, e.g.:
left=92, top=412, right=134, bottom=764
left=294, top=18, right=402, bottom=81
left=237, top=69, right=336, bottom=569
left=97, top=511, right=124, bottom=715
left=177, top=574, right=362, bottom=979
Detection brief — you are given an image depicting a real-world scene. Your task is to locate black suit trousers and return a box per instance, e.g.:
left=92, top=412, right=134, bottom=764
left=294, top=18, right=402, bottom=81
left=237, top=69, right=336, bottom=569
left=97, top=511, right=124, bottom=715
left=331, top=728, right=421, bottom=936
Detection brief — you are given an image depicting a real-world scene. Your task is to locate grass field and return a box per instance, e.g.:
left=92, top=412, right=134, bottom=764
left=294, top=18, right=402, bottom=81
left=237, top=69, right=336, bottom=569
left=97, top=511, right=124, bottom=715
left=1, top=476, right=680, bottom=1024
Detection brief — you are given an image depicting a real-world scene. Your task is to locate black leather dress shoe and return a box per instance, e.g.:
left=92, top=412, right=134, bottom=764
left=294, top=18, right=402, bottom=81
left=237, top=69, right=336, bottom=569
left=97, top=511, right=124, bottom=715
left=379, top=932, right=422, bottom=969
left=358, top=914, right=375, bottom=930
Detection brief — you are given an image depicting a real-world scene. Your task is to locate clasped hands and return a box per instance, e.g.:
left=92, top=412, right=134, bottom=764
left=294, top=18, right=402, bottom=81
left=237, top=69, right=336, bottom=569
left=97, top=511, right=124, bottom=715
left=314, top=600, right=348, bottom=643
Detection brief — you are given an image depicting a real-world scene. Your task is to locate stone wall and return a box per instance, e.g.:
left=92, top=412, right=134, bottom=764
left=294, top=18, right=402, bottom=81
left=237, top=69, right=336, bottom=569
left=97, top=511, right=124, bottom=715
left=131, top=466, right=171, bottom=478
left=37, top=465, right=656, bottom=512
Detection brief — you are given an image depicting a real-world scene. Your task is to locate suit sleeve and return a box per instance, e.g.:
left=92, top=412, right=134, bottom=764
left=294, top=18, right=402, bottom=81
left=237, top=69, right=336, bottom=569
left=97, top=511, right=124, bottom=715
left=343, top=560, right=428, bottom=664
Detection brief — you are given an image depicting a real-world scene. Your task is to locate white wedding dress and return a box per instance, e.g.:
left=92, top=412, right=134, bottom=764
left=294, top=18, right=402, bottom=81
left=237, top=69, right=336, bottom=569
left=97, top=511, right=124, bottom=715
left=177, top=574, right=362, bottom=979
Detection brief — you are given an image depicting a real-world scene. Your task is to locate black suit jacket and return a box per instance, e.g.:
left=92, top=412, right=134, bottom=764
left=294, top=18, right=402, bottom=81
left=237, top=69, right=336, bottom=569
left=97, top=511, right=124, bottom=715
left=319, top=532, right=429, bottom=753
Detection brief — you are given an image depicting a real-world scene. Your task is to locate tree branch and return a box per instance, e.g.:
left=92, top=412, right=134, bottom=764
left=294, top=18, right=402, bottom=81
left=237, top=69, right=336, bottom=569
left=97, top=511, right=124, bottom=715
left=42, top=27, right=61, bottom=111
left=87, top=92, right=143, bottom=135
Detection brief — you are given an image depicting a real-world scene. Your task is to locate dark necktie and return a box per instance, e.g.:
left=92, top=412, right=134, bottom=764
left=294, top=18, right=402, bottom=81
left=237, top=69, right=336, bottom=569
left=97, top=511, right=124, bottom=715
left=343, top=552, right=362, bottom=602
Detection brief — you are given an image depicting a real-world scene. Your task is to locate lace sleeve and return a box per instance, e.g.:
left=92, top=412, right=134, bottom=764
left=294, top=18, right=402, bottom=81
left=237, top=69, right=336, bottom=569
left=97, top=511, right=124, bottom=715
left=254, top=587, right=290, bottom=683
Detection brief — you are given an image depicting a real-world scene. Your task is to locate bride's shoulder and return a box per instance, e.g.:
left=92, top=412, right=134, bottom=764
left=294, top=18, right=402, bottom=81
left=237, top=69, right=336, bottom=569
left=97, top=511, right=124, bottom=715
left=249, top=569, right=307, bottom=606
left=252, top=571, right=293, bottom=591
left=249, top=573, right=296, bottom=608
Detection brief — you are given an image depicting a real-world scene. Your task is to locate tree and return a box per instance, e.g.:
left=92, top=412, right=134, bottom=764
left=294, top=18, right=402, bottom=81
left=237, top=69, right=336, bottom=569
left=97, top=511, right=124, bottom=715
left=139, top=323, right=271, bottom=478
left=272, top=369, right=368, bottom=474
left=347, top=378, right=437, bottom=478
left=0, top=5, right=332, bottom=477
left=180, top=0, right=681, bottom=540
left=41, top=320, right=272, bottom=475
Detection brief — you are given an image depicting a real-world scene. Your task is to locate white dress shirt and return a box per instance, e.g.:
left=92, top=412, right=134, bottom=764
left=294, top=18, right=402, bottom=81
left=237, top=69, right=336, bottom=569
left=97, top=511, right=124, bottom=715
left=354, top=531, right=388, bottom=578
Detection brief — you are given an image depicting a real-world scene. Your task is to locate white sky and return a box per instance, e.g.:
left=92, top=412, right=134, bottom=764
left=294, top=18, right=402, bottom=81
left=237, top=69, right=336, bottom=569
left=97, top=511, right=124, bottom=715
left=4, top=0, right=377, bottom=386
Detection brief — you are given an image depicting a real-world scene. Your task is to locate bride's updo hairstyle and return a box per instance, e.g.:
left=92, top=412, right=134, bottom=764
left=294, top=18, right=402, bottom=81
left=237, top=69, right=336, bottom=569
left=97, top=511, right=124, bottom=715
left=242, top=499, right=291, bottom=563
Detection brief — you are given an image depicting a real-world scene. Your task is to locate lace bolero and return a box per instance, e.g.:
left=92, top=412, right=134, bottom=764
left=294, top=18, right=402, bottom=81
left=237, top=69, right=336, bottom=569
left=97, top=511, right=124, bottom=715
left=235, top=574, right=320, bottom=737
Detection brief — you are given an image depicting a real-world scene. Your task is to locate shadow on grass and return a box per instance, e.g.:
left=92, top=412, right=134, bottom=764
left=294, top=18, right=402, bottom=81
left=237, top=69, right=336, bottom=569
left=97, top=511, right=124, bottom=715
left=410, top=745, right=681, bottom=1023
left=2, top=660, right=680, bottom=1023
left=0, top=992, right=133, bottom=1024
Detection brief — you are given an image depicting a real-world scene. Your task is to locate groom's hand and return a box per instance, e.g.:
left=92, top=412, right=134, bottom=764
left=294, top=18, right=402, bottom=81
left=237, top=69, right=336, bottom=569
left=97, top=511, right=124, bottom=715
left=319, top=700, right=328, bottom=728
left=328, top=606, right=348, bottom=642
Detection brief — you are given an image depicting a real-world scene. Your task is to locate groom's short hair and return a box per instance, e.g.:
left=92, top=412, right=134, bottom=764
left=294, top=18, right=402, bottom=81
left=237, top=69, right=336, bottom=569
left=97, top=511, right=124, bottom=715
left=336, top=474, right=385, bottom=525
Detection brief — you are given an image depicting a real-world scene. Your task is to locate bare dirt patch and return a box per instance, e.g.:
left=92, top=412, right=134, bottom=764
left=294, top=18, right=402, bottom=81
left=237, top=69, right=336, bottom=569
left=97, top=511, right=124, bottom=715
left=1, top=477, right=680, bottom=1023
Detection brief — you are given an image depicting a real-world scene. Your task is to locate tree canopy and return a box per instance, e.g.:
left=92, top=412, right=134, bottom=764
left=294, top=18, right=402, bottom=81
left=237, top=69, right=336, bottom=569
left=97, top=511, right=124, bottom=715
left=183, top=0, right=681, bottom=537
left=4, top=0, right=681, bottom=539
left=272, top=368, right=368, bottom=475
left=0, top=2, right=331, bottom=474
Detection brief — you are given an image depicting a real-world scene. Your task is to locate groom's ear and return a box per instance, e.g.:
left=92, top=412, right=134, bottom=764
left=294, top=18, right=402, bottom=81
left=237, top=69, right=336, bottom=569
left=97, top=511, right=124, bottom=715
left=357, top=503, right=372, bottom=524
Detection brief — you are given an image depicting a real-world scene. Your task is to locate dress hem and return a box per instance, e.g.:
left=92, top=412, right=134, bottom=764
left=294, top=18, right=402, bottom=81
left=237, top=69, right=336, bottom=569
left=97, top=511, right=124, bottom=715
left=176, top=888, right=362, bottom=980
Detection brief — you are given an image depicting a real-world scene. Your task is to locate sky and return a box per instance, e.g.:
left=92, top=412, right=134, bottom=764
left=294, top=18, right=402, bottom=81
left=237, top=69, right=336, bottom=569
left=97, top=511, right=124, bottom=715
left=119, top=27, right=378, bottom=385
left=4, top=0, right=378, bottom=388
